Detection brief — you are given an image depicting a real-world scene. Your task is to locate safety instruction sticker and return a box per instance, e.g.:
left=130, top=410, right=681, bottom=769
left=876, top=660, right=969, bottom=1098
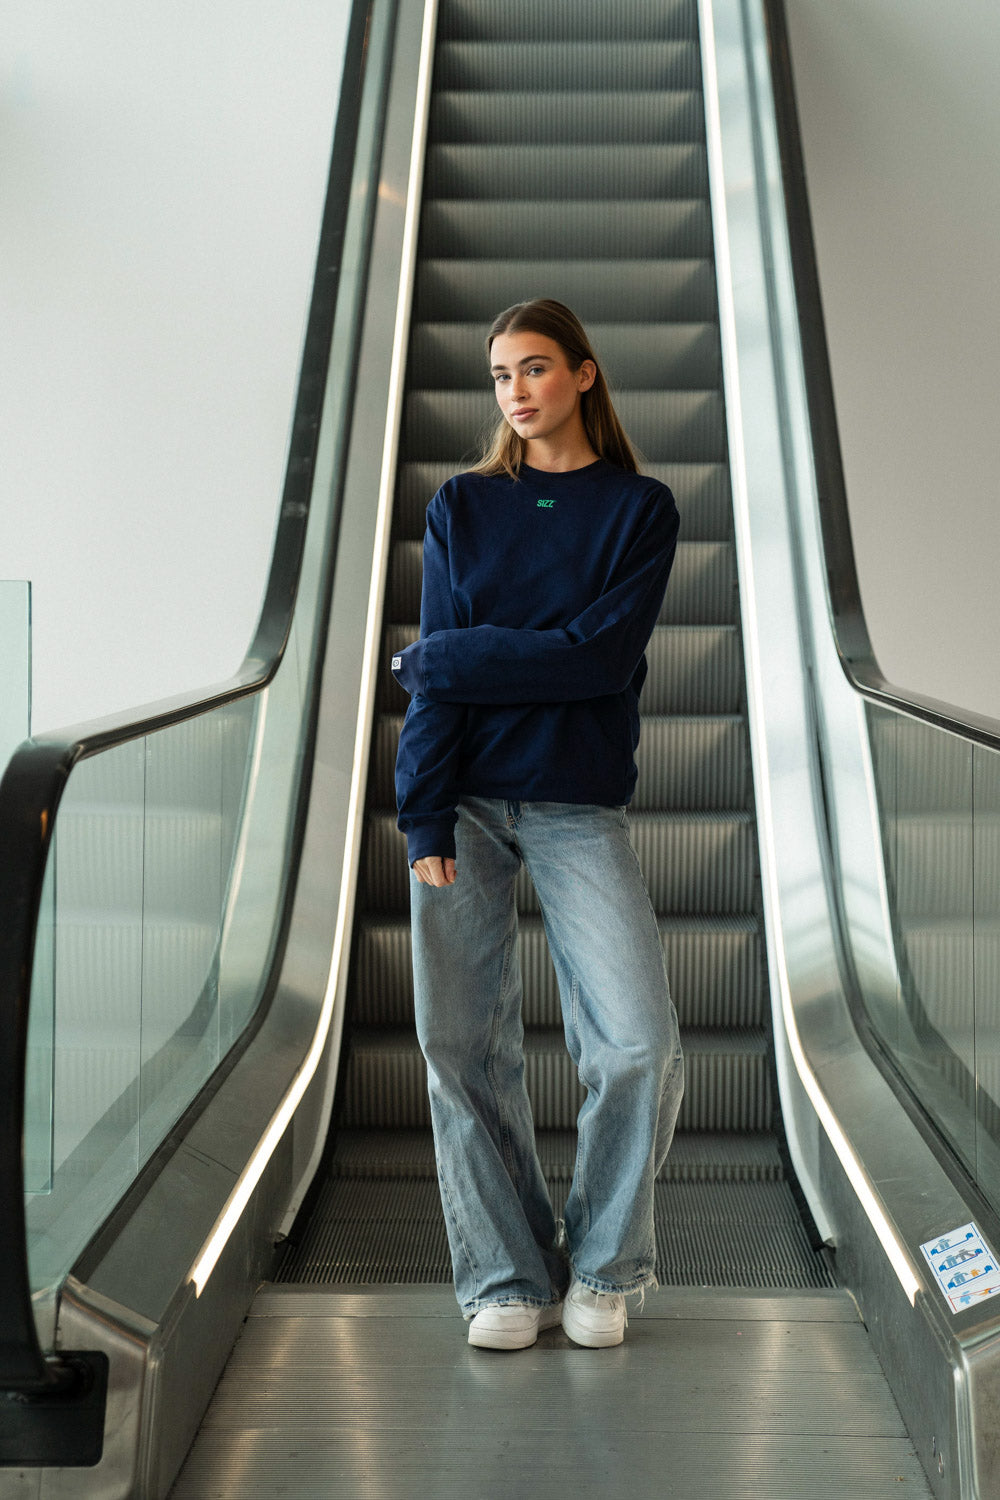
left=921, top=1222, right=1000, bottom=1313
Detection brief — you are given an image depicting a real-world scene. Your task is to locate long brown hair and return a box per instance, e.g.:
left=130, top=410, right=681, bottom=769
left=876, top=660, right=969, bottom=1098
left=470, top=299, right=638, bottom=480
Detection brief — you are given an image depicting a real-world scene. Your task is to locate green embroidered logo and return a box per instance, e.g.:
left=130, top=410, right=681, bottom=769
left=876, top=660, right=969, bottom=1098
left=536, top=498, right=555, bottom=509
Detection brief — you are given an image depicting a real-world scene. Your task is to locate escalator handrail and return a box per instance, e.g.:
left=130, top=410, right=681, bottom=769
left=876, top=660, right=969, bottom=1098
left=0, top=0, right=375, bottom=1395
left=763, top=0, right=1000, bottom=757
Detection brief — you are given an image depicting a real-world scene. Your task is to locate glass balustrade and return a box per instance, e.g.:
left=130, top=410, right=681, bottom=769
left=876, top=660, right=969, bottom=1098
left=863, top=708, right=1000, bottom=1208
left=13, top=0, right=385, bottom=1324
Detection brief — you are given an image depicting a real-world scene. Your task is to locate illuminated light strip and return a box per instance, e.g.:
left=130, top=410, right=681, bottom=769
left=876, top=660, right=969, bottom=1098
left=188, top=0, right=441, bottom=1298
left=698, top=0, right=921, bottom=1307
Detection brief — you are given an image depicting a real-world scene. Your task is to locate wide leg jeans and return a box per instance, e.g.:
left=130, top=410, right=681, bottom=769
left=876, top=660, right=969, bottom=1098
left=410, top=798, right=684, bottom=1318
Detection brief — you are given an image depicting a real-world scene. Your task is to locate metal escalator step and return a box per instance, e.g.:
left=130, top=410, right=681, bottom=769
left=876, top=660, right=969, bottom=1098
left=276, top=1175, right=831, bottom=1287
left=420, top=200, right=714, bottom=260
left=432, top=41, right=702, bottom=93
left=414, top=258, right=718, bottom=321
left=651, top=1180, right=835, bottom=1288
left=379, top=622, right=742, bottom=716
left=632, top=715, right=750, bottom=810
left=430, top=90, right=705, bottom=146
left=340, top=1027, right=768, bottom=1132
left=424, top=143, right=708, bottom=201
left=361, top=808, right=757, bottom=916
left=437, top=0, right=698, bottom=44
left=385, top=536, right=734, bottom=625
left=407, top=321, right=720, bottom=391
left=276, top=1176, right=831, bottom=1288
left=369, top=713, right=749, bottom=812
left=403, top=389, right=726, bottom=463
left=330, top=1128, right=782, bottom=1184
left=353, top=912, right=762, bottom=1029
left=394, top=461, right=731, bottom=541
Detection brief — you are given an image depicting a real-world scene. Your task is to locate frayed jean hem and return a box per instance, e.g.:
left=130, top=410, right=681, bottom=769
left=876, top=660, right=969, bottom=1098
left=462, top=1294, right=564, bottom=1322
left=570, top=1267, right=659, bottom=1301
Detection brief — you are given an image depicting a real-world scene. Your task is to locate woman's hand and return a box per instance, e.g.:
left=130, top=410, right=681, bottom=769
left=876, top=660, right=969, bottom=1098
left=413, top=856, right=457, bottom=888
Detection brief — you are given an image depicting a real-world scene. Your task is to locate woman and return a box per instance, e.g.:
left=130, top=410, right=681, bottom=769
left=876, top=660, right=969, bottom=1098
left=392, top=299, right=684, bottom=1351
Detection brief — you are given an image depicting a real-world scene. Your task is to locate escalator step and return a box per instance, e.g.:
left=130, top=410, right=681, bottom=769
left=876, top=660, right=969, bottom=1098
left=414, top=258, right=718, bottom=321
left=393, top=461, right=732, bottom=540
left=340, top=1026, right=769, bottom=1133
left=352, top=911, right=763, bottom=1029
left=369, top=713, right=750, bottom=813
left=424, top=143, right=708, bottom=202
left=276, top=1176, right=832, bottom=1288
left=420, top=200, right=713, bottom=260
left=378, top=623, right=743, bottom=716
left=407, top=320, right=720, bottom=391
left=430, top=90, right=706, bottom=146
left=432, top=42, right=702, bottom=93
left=330, top=1128, right=783, bottom=1183
left=437, top=0, right=699, bottom=44
left=402, top=389, right=726, bottom=462
left=361, top=808, right=758, bottom=916
left=385, top=537, right=735, bottom=626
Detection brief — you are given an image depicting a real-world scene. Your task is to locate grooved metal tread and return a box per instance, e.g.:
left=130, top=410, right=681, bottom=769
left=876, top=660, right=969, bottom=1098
left=420, top=198, right=714, bottom=260
left=352, top=908, right=763, bottom=1030
left=403, top=388, right=725, bottom=463
left=369, top=712, right=750, bottom=812
left=432, top=42, right=703, bottom=93
left=424, top=143, right=709, bottom=201
left=430, top=90, right=707, bottom=145
left=437, top=0, right=699, bottom=43
left=329, top=1128, right=784, bottom=1183
left=407, top=319, right=720, bottom=390
left=340, top=1026, right=771, bottom=1133
left=277, top=1177, right=829, bottom=1291
left=394, top=460, right=732, bottom=539
left=380, top=622, right=743, bottom=718
left=415, top=258, right=719, bottom=321
left=386, top=536, right=735, bottom=626
left=362, top=807, right=759, bottom=917
left=348, top=1024, right=767, bottom=1056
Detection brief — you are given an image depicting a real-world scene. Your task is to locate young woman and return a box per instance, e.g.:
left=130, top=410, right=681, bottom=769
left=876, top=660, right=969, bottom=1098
left=392, top=299, right=684, bottom=1351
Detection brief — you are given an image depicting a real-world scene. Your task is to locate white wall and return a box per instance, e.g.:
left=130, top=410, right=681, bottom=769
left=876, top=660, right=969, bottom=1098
left=1, top=1, right=351, bottom=735
left=782, top=0, right=1000, bottom=721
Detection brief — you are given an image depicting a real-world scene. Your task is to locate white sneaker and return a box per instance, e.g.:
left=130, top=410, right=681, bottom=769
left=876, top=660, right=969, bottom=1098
left=561, top=1277, right=627, bottom=1347
left=468, top=1301, right=563, bottom=1350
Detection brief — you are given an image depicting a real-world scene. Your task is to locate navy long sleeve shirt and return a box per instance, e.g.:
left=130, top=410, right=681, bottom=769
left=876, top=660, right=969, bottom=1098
left=393, top=459, right=680, bottom=865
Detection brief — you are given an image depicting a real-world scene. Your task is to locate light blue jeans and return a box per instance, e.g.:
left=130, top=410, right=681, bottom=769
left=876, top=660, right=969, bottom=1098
left=410, top=797, right=684, bottom=1318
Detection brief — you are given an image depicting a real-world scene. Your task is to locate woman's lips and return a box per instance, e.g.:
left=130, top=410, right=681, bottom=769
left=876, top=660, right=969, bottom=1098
left=511, top=408, right=537, bottom=420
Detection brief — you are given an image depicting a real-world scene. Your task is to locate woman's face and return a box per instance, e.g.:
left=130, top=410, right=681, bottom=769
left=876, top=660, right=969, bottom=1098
left=490, top=331, right=595, bottom=447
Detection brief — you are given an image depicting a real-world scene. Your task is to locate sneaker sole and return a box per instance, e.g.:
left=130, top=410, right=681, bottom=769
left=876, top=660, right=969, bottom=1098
left=561, top=1306, right=625, bottom=1348
left=468, top=1304, right=563, bottom=1351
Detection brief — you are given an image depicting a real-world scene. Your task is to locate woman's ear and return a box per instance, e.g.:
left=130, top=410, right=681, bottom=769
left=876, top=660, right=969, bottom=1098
left=577, top=359, right=597, bottom=392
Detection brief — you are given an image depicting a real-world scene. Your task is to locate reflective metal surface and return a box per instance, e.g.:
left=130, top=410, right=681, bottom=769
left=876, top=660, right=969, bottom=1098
left=169, top=1284, right=931, bottom=1500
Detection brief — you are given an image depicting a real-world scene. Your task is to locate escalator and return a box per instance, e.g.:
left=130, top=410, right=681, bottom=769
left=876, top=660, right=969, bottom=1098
left=277, top=0, right=829, bottom=1293
left=6, top=1, right=1000, bottom=1496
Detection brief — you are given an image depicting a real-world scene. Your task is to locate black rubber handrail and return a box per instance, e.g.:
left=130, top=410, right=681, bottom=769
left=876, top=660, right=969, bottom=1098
left=0, top=0, right=375, bottom=1396
left=762, top=0, right=1000, bottom=757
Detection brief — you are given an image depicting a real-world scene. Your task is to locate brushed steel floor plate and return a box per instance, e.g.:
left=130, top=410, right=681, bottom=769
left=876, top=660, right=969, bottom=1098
left=169, top=1285, right=932, bottom=1499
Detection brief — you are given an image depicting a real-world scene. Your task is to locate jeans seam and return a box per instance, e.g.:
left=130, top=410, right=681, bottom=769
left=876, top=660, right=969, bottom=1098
left=567, top=972, right=592, bottom=1240
left=487, top=928, right=517, bottom=1177
left=439, top=1168, right=479, bottom=1299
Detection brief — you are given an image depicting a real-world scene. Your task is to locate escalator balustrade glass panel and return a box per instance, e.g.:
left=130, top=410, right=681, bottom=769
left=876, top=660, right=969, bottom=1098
left=863, top=703, right=1000, bottom=1210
